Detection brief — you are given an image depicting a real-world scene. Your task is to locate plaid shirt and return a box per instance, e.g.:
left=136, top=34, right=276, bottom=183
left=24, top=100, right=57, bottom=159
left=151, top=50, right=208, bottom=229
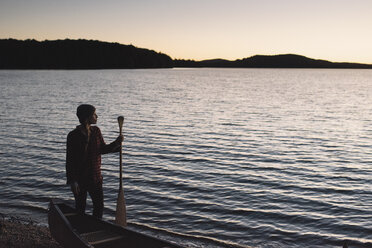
left=66, top=126, right=119, bottom=186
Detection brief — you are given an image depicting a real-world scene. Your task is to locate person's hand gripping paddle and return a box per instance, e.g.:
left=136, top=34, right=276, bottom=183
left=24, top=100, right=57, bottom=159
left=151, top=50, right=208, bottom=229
left=115, top=116, right=127, bottom=226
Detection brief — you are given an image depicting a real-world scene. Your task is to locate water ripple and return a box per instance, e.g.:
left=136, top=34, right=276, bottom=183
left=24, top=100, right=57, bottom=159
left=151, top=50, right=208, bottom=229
left=1, top=69, right=372, bottom=247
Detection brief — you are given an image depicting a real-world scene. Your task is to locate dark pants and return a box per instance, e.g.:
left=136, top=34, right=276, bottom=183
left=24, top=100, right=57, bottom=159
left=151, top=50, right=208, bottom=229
left=74, top=183, right=104, bottom=219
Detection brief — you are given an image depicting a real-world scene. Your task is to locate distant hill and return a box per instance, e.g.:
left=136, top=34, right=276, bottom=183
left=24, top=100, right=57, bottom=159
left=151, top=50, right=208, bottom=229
left=175, top=54, right=372, bottom=69
left=1, top=38, right=371, bottom=69
left=0, top=39, right=173, bottom=69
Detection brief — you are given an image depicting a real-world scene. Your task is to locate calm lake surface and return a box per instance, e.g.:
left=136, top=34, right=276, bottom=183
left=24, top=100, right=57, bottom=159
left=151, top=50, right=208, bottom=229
left=0, top=68, right=371, bottom=248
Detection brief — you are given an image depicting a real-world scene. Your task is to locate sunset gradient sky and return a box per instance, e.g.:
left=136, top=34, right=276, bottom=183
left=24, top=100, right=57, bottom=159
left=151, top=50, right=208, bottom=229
left=1, top=0, right=372, bottom=63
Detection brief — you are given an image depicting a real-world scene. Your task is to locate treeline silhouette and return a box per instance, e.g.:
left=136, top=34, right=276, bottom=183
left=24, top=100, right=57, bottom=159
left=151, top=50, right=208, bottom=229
left=0, top=39, right=173, bottom=69
left=1, top=38, right=372, bottom=69
left=175, top=55, right=372, bottom=69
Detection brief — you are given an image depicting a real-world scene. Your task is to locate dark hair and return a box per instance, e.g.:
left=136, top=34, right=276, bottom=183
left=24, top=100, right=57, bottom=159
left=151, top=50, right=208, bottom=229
left=76, top=104, right=96, bottom=124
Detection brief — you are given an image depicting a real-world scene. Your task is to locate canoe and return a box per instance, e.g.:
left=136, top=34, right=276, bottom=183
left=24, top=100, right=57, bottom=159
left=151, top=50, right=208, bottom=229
left=48, top=199, right=183, bottom=248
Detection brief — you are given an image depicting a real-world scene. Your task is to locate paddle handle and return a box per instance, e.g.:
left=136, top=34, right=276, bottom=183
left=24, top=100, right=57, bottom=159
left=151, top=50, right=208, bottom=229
left=118, top=116, right=124, bottom=188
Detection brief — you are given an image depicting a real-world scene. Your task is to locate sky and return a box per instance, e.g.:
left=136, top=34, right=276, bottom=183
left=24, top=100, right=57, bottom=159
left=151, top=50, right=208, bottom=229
left=1, top=0, right=372, bottom=63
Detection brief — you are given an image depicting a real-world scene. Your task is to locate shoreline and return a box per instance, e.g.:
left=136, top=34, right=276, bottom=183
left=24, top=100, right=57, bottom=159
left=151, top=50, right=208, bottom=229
left=0, top=214, right=62, bottom=248
left=0, top=214, right=353, bottom=248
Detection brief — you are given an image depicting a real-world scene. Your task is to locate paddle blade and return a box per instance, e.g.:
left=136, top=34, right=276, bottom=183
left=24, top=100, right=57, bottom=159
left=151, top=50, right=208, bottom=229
left=114, top=187, right=127, bottom=226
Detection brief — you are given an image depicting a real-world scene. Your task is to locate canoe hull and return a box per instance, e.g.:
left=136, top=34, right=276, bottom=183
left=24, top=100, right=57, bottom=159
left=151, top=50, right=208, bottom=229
left=48, top=200, right=92, bottom=248
left=48, top=199, right=182, bottom=248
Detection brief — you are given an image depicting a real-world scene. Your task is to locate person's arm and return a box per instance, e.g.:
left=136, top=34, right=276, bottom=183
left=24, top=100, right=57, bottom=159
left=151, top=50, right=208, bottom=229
left=66, top=133, right=76, bottom=184
left=97, top=127, right=123, bottom=154
left=66, top=133, right=79, bottom=184
left=66, top=132, right=80, bottom=195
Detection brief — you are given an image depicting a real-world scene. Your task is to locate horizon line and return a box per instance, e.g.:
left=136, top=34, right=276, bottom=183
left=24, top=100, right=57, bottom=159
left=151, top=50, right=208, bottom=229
left=2, top=37, right=372, bottom=66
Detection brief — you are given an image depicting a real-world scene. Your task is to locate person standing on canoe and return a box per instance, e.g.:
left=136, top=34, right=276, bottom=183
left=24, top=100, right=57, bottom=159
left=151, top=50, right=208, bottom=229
left=66, top=104, right=123, bottom=219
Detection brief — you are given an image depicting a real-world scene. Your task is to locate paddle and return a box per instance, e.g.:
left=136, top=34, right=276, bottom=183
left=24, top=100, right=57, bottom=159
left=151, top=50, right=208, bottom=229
left=115, top=116, right=127, bottom=226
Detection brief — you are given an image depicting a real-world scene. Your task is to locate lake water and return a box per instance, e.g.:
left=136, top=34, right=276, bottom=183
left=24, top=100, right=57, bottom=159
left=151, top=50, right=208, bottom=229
left=0, top=68, right=371, bottom=248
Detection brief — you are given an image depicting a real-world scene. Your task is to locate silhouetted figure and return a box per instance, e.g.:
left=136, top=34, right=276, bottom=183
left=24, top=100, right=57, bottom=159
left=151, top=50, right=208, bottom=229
left=66, top=104, right=123, bottom=218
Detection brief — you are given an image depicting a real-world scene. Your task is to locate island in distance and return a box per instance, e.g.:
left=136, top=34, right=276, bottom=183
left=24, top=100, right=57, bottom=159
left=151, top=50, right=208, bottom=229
left=1, top=38, right=372, bottom=69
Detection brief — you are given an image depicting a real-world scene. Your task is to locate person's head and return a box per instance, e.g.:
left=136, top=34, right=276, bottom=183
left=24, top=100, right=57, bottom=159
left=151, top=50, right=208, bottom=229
left=76, top=104, right=97, bottom=124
